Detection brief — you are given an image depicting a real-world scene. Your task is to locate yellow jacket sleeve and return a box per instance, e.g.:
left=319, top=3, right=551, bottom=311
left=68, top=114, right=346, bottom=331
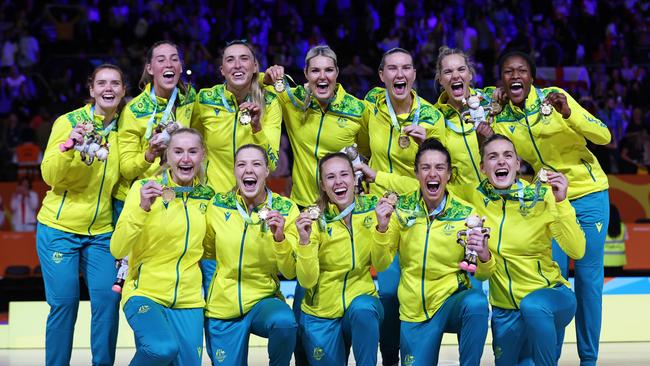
left=356, top=100, right=373, bottom=158
left=371, top=215, right=400, bottom=272
left=549, top=198, right=586, bottom=260
left=374, top=171, right=420, bottom=195
left=474, top=252, right=496, bottom=281
left=274, top=204, right=299, bottom=279
left=253, top=97, right=283, bottom=172
left=110, top=181, right=149, bottom=258
left=296, top=224, right=320, bottom=289
left=561, top=89, right=611, bottom=145
left=118, top=108, right=154, bottom=181
left=203, top=212, right=216, bottom=260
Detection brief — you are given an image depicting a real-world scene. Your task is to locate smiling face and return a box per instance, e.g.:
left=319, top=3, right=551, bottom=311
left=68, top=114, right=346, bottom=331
left=89, top=68, right=125, bottom=116
left=439, top=54, right=473, bottom=107
left=235, top=147, right=269, bottom=203
left=167, top=132, right=204, bottom=187
left=305, top=55, right=338, bottom=102
left=221, top=44, right=258, bottom=91
left=416, top=150, right=451, bottom=211
left=481, top=138, right=520, bottom=189
left=501, top=55, right=533, bottom=107
left=320, top=156, right=355, bottom=210
left=146, top=43, right=182, bottom=97
left=380, top=51, right=416, bottom=104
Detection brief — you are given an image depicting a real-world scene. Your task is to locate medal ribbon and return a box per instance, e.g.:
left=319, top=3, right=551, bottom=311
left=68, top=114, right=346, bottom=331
left=491, top=179, right=542, bottom=214
left=88, top=105, right=117, bottom=139
left=319, top=201, right=356, bottom=231
left=145, top=86, right=178, bottom=139
left=161, top=170, right=195, bottom=197
left=385, top=89, right=421, bottom=132
left=395, top=194, right=447, bottom=227
left=235, top=188, right=273, bottom=226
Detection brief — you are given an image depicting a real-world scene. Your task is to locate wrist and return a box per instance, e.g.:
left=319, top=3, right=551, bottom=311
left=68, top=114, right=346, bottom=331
left=139, top=203, right=151, bottom=212
left=376, top=224, right=388, bottom=233
left=274, top=233, right=285, bottom=242
left=144, top=150, right=156, bottom=163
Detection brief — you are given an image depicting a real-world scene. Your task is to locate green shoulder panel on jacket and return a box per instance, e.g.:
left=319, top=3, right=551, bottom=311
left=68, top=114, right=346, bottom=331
left=179, top=85, right=197, bottom=106
left=396, top=191, right=420, bottom=211
left=198, top=84, right=229, bottom=107
left=190, top=185, right=215, bottom=200
left=293, top=86, right=307, bottom=101
left=270, top=193, right=294, bottom=215
left=65, top=107, right=91, bottom=127
left=354, top=195, right=378, bottom=214
left=212, top=191, right=238, bottom=209
left=438, top=198, right=472, bottom=221
left=330, top=94, right=365, bottom=118
left=364, top=87, right=384, bottom=104
left=129, top=92, right=157, bottom=118
left=264, top=90, right=277, bottom=105
left=417, top=103, right=443, bottom=125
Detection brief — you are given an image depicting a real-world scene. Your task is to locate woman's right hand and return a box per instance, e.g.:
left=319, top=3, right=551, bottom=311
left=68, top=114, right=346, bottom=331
left=145, top=135, right=168, bottom=163
left=353, top=162, right=377, bottom=183
left=263, top=65, right=285, bottom=85
left=140, top=181, right=163, bottom=212
left=295, top=212, right=313, bottom=245
left=375, top=198, right=395, bottom=233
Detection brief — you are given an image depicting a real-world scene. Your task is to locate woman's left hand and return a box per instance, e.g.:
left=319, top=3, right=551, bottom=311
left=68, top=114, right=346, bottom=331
left=545, top=92, right=571, bottom=119
left=266, top=210, right=286, bottom=242
left=547, top=171, right=568, bottom=202
left=239, top=101, right=262, bottom=133
left=403, top=124, right=426, bottom=145
left=466, top=229, right=491, bottom=262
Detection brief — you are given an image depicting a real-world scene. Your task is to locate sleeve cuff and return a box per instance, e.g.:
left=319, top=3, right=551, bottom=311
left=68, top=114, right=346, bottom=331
left=297, top=241, right=318, bottom=259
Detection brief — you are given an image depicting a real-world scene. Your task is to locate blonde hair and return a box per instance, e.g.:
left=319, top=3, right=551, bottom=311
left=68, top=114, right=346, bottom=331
left=301, top=45, right=339, bottom=120
left=222, top=41, right=266, bottom=121
left=160, top=128, right=207, bottom=186
left=434, top=46, right=476, bottom=87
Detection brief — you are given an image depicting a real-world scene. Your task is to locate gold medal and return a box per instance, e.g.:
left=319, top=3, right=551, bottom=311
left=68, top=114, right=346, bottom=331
left=274, top=79, right=285, bottom=93
left=343, top=144, right=359, bottom=161
left=540, top=102, right=553, bottom=116
left=306, top=205, right=321, bottom=220
left=489, top=101, right=502, bottom=115
left=258, top=207, right=270, bottom=221
left=537, top=168, right=549, bottom=183
left=161, top=187, right=176, bottom=203
left=239, top=109, right=252, bottom=125
left=398, top=134, right=411, bottom=149
left=384, top=191, right=399, bottom=207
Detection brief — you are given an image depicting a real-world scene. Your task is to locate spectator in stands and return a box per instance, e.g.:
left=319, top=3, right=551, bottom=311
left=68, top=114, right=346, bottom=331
left=10, top=176, right=38, bottom=232
left=604, top=204, right=627, bottom=276
left=12, top=129, right=42, bottom=180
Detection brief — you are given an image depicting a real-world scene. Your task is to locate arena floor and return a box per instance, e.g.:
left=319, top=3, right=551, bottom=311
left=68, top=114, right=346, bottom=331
left=1, top=342, right=649, bottom=365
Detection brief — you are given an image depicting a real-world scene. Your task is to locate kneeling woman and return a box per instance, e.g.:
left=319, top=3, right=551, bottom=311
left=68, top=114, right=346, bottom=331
left=110, top=128, right=213, bottom=365
left=295, top=153, right=384, bottom=366
left=469, top=134, right=585, bottom=365
left=204, top=144, right=300, bottom=366
left=373, top=138, right=490, bottom=366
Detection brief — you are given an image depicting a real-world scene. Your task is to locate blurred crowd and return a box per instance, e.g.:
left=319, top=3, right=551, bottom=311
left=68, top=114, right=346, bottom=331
left=0, top=0, right=649, bottom=181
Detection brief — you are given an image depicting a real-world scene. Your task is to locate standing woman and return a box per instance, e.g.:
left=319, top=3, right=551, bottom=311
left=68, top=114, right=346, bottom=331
left=110, top=128, right=213, bottom=365
left=373, top=138, right=490, bottom=366
left=295, top=153, right=384, bottom=365
left=464, top=134, right=585, bottom=365
left=204, top=144, right=299, bottom=366
left=264, top=45, right=372, bottom=365
left=115, top=40, right=196, bottom=217
left=36, top=64, right=126, bottom=365
left=491, top=51, right=610, bottom=365
left=361, top=47, right=443, bottom=366
left=433, top=46, right=494, bottom=187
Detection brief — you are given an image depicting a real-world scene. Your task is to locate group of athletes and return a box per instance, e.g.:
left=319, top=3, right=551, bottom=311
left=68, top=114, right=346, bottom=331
left=35, top=38, right=610, bottom=366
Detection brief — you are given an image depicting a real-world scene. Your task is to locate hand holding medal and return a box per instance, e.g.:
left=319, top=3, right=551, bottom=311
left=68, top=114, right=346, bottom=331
left=139, top=181, right=164, bottom=212
left=341, top=144, right=367, bottom=194
left=238, top=101, right=262, bottom=133
left=541, top=91, right=572, bottom=119
left=375, top=194, right=397, bottom=233
left=260, top=209, right=286, bottom=242
left=296, top=206, right=320, bottom=245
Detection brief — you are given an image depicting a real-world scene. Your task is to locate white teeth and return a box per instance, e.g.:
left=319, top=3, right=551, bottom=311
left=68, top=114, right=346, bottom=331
left=334, top=188, right=346, bottom=194
left=317, top=82, right=328, bottom=87
left=163, top=71, right=175, bottom=77
left=233, top=72, right=244, bottom=77
left=511, top=82, right=522, bottom=88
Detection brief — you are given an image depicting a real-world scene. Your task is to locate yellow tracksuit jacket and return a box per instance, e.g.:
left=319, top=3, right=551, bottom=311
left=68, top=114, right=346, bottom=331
left=297, top=195, right=380, bottom=319
left=364, top=87, right=444, bottom=195
left=273, top=83, right=371, bottom=207
left=434, top=88, right=494, bottom=187
left=488, top=86, right=610, bottom=200
left=204, top=190, right=300, bottom=319
left=191, top=84, right=282, bottom=191
left=38, top=104, right=120, bottom=235
left=372, top=190, right=495, bottom=322
left=115, top=83, right=196, bottom=200
left=457, top=180, right=586, bottom=309
left=110, top=174, right=214, bottom=308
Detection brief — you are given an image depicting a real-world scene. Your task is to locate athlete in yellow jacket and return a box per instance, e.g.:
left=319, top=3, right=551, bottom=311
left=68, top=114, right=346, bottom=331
left=36, top=65, right=125, bottom=366
left=461, top=134, right=585, bottom=365
left=491, top=51, right=610, bottom=365
left=203, top=145, right=299, bottom=366
left=111, top=128, right=212, bottom=365
left=373, top=138, right=490, bottom=366
left=295, top=153, right=384, bottom=365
